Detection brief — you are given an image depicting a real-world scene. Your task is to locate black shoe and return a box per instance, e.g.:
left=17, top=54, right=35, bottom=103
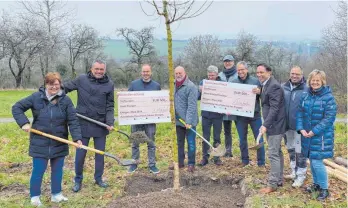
left=95, top=180, right=108, bottom=188
left=277, top=182, right=283, bottom=187
left=224, top=152, right=233, bottom=158
left=317, top=189, right=329, bottom=201
left=305, top=183, right=320, bottom=193
left=72, top=182, right=81, bottom=192
left=199, top=158, right=209, bottom=166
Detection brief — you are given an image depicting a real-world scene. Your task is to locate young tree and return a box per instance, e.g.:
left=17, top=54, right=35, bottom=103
left=141, top=0, right=212, bottom=190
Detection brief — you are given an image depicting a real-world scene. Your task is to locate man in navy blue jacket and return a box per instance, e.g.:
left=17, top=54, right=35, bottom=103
left=127, top=64, right=161, bottom=174
left=64, top=60, right=115, bottom=192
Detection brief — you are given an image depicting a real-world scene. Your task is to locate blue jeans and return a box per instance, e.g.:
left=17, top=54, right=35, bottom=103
left=176, top=125, right=196, bottom=166
left=223, top=120, right=233, bottom=154
left=30, top=157, right=65, bottom=197
left=75, top=136, right=106, bottom=183
left=310, top=159, right=328, bottom=189
left=235, top=116, right=265, bottom=166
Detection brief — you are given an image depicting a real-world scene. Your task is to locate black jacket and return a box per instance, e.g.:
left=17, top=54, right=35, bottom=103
left=64, top=71, right=115, bottom=137
left=12, top=87, right=82, bottom=159
left=260, top=77, right=286, bottom=135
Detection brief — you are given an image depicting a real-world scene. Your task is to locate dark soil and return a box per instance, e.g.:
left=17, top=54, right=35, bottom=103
left=0, top=183, right=28, bottom=197
left=108, top=171, right=246, bottom=208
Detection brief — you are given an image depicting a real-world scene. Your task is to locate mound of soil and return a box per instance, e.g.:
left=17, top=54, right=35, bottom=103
left=108, top=171, right=246, bottom=208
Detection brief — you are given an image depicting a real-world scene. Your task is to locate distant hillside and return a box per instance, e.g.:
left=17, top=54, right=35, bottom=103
left=103, top=39, right=320, bottom=61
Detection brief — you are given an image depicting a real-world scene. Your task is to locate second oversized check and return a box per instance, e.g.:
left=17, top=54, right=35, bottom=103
left=201, top=80, right=257, bottom=118
left=118, top=90, right=171, bottom=125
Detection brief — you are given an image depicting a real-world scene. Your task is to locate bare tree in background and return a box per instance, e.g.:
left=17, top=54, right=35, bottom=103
left=182, top=34, right=220, bottom=82
left=141, top=0, right=213, bottom=191
left=20, top=0, right=72, bottom=79
left=0, top=15, right=46, bottom=88
left=116, top=27, right=156, bottom=67
left=65, top=24, right=103, bottom=78
left=317, top=1, right=347, bottom=94
left=235, top=30, right=257, bottom=63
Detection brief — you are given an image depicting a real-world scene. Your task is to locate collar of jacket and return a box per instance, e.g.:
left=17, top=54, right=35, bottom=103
left=87, top=71, right=110, bottom=83
left=39, top=86, right=65, bottom=101
left=284, top=78, right=306, bottom=90
left=237, top=73, right=250, bottom=83
left=309, top=85, right=331, bottom=96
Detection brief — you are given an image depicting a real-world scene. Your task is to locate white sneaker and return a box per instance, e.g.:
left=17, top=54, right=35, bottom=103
left=51, top=192, right=68, bottom=203
left=292, top=176, right=305, bottom=188
left=30, top=196, right=43, bottom=207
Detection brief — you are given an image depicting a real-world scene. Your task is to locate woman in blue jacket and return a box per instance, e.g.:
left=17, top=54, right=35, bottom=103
left=296, top=69, right=337, bottom=201
left=12, top=72, right=82, bottom=206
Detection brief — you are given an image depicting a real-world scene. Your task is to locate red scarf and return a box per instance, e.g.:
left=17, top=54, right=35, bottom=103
left=175, top=75, right=186, bottom=88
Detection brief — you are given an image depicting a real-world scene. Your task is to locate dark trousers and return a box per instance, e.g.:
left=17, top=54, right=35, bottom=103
left=202, top=116, right=223, bottom=160
left=176, top=125, right=196, bottom=166
left=74, top=136, right=106, bottom=183
left=235, top=116, right=265, bottom=166
left=223, top=120, right=234, bottom=154
left=30, top=156, right=65, bottom=197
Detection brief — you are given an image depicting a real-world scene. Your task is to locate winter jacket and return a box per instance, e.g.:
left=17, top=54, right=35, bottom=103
left=174, top=77, right=199, bottom=127
left=296, top=86, right=337, bottom=159
left=64, top=71, right=114, bottom=137
left=12, top=87, right=81, bottom=159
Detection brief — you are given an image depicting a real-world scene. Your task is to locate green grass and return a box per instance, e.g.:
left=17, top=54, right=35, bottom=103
left=0, top=90, right=347, bottom=207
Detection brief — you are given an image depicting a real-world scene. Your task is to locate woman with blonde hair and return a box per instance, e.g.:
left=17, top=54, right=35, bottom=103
left=296, top=69, right=337, bottom=201
left=12, top=72, right=82, bottom=206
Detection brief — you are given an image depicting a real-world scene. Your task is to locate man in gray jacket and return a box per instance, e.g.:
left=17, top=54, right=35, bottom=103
left=257, top=63, right=286, bottom=194
left=127, top=64, right=161, bottom=174
left=218, top=55, right=238, bottom=157
left=282, top=66, right=307, bottom=187
left=174, top=66, right=199, bottom=172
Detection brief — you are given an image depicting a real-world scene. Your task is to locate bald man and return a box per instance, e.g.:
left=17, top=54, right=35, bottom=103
left=127, top=64, right=161, bottom=174
left=173, top=66, right=199, bottom=173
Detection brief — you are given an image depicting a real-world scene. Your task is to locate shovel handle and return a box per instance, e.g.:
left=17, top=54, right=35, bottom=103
left=30, top=128, right=105, bottom=155
left=76, top=113, right=112, bottom=129
left=178, top=118, right=215, bottom=149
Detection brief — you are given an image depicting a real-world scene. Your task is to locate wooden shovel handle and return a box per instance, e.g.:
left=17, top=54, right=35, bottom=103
left=30, top=128, right=105, bottom=155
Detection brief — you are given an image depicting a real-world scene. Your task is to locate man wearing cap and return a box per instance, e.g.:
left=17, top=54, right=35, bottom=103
left=64, top=60, right=114, bottom=192
left=198, top=65, right=223, bottom=166
left=218, top=55, right=238, bottom=157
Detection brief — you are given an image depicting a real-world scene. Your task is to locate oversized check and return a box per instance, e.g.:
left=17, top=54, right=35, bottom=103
left=201, top=80, right=257, bottom=118
left=117, top=90, right=171, bottom=125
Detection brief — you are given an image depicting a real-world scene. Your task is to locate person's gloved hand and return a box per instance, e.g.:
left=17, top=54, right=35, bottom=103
left=21, top=123, right=31, bottom=132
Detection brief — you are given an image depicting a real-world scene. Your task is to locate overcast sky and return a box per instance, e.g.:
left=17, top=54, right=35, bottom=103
left=0, top=0, right=340, bottom=41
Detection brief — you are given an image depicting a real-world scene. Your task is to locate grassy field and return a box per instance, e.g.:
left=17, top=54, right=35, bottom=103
left=0, top=90, right=347, bottom=207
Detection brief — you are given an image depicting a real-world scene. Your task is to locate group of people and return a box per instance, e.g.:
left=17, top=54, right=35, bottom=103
left=11, top=54, right=336, bottom=206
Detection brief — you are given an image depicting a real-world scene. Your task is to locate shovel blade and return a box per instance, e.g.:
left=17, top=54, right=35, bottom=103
left=249, top=142, right=264, bottom=150
left=209, top=144, right=226, bottom=157
left=120, top=159, right=138, bottom=166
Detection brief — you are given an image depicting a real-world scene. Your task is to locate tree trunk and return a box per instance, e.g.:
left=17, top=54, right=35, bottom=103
left=163, top=0, right=180, bottom=191
left=15, top=75, right=22, bottom=88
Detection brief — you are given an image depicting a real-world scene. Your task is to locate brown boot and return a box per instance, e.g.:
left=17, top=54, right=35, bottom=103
left=259, top=186, right=277, bottom=194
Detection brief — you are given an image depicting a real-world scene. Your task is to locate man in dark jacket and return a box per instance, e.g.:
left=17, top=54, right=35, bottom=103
left=64, top=60, right=115, bottom=192
left=198, top=65, right=223, bottom=166
left=127, top=64, right=161, bottom=174
left=218, top=55, right=238, bottom=157
left=232, top=61, right=265, bottom=167
left=257, top=63, right=286, bottom=194
left=282, top=66, right=308, bottom=187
